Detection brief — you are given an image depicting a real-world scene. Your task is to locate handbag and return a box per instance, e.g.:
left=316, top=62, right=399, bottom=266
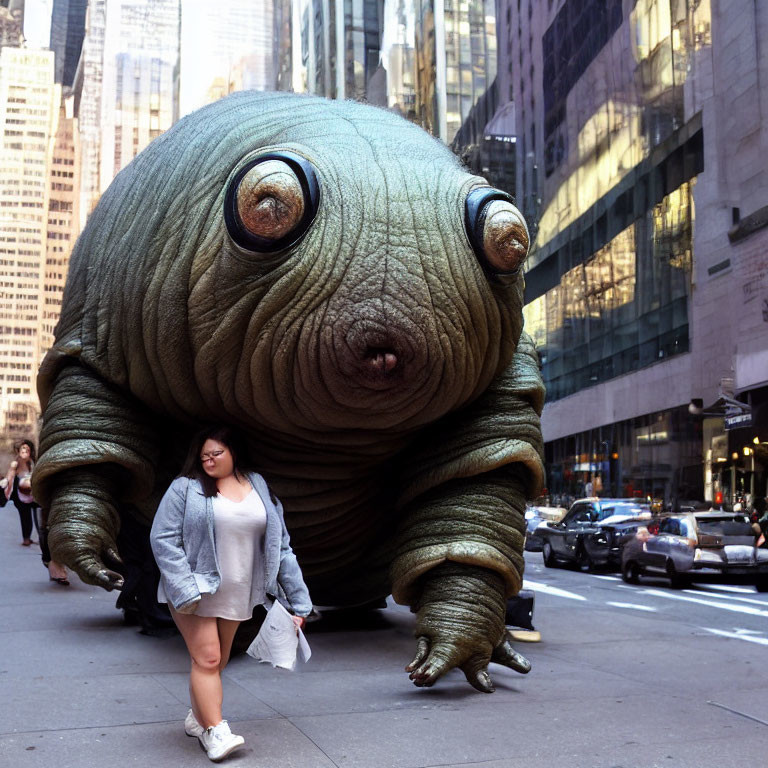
left=245, top=599, right=311, bottom=670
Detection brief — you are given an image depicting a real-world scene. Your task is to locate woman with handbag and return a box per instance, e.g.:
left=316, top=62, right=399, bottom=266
left=4, top=440, right=70, bottom=585
left=5, top=440, right=39, bottom=547
left=150, top=426, right=312, bottom=762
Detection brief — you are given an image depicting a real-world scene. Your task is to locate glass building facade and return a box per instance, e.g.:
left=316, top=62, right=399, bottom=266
left=49, top=0, right=87, bottom=87
left=526, top=180, right=695, bottom=401
left=500, top=0, right=714, bottom=503
left=281, top=0, right=498, bottom=145
left=521, top=0, right=711, bottom=402
left=545, top=405, right=704, bottom=506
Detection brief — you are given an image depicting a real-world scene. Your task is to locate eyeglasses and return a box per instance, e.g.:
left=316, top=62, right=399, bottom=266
left=200, top=449, right=226, bottom=462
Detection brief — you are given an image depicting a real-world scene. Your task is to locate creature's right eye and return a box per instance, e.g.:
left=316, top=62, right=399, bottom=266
left=224, top=150, right=320, bottom=253
left=464, top=187, right=529, bottom=277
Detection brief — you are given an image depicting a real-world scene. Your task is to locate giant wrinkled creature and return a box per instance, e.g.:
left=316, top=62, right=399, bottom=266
left=32, top=91, right=544, bottom=692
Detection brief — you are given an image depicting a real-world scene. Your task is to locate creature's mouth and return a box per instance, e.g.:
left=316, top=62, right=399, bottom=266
left=329, top=318, right=414, bottom=392
left=363, top=346, right=399, bottom=375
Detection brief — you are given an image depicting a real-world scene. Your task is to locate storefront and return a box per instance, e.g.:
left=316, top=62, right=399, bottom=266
left=704, top=385, right=768, bottom=506
left=544, top=405, right=703, bottom=507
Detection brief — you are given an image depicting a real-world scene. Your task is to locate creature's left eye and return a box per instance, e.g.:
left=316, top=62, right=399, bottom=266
left=224, top=150, right=320, bottom=253
left=464, top=187, right=529, bottom=277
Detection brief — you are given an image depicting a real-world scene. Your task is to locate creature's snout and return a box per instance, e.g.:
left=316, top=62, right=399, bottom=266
left=341, top=317, right=414, bottom=389
left=365, top=348, right=398, bottom=375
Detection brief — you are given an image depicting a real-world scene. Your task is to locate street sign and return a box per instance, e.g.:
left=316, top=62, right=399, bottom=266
left=724, top=412, right=753, bottom=430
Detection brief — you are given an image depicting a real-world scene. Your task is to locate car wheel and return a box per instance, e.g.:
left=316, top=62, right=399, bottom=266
left=666, top=560, right=688, bottom=589
left=622, top=560, right=640, bottom=584
left=755, top=577, right=768, bottom=593
left=543, top=542, right=557, bottom=568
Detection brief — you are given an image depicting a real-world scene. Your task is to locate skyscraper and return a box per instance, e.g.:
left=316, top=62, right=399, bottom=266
left=41, top=92, right=79, bottom=360
left=49, top=0, right=87, bottom=87
left=73, top=0, right=105, bottom=223
left=281, top=0, right=497, bottom=146
left=505, top=0, right=768, bottom=504
left=74, top=0, right=179, bottom=223
left=98, top=0, right=179, bottom=187
left=0, top=0, right=23, bottom=50
left=0, top=47, right=58, bottom=437
left=178, top=0, right=276, bottom=118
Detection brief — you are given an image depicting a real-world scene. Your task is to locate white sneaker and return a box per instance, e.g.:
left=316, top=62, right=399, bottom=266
left=198, top=720, right=245, bottom=762
left=185, top=709, right=204, bottom=738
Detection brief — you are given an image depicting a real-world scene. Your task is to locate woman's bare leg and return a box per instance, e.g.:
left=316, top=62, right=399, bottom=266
left=170, top=609, right=224, bottom=728
left=217, top=618, right=241, bottom=670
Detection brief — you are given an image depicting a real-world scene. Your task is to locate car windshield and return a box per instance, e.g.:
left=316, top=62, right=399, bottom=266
left=696, top=519, right=753, bottom=536
left=599, top=505, right=646, bottom=520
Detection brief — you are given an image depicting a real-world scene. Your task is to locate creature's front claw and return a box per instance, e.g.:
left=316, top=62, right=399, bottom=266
left=490, top=631, right=531, bottom=674
left=74, top=544, right=124, bottom=591
left=464, top=665, right=495, bottom=694
left=406, top=636, right=498, bottom=692
left=405, top=637, right=457, bottom=687
left=106, top=546, right=124, bottom=566
left=405, top=637, right=429, bottom=672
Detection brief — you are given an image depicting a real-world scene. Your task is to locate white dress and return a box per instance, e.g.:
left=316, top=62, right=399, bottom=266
left=158, top=487, right=268, bottom=621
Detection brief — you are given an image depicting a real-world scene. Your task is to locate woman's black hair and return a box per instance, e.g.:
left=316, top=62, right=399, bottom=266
left=15, top=439, right=36, bottom=465
left=180, top=426, right=251, bottom=497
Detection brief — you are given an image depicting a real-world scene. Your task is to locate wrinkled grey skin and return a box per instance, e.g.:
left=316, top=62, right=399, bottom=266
left=33, top=91, right=544, bottom=692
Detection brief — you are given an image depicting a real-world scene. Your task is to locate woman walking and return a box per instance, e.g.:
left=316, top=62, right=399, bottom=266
left=4, top=440, right=70, bottom=584
left=5, top=440, right=38, bottom=547
left=150, top=426, right=312, bottom=762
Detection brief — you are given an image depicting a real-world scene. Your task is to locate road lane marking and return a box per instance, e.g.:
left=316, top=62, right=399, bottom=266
left=643, top=588, right=768, bottom=617
left=707, top=700, right=768, bottom=727
left=683, top=588, right=768, bottom=608
left=522, top=579, right=586, bottom=601
left=702, top=627, right=768, bottom=647
left=606, top=601, right=657, bottom=612
left=698, top=584, right=759, bottom=594
left=585, top=574, right=620, bottom=581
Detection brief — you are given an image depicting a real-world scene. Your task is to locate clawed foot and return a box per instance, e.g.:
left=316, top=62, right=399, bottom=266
left=71, top=544, right=125, bottom=590
left=406, top=629, right=531, bottom=693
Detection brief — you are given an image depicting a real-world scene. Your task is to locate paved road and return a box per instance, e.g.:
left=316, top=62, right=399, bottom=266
left=524, top=554, right=768, bottom=648
left=1, top=504, right=766, bottom=768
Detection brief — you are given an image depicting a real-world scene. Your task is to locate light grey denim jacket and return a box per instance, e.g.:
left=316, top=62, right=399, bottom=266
left=150, top=472, right=312, bottom=616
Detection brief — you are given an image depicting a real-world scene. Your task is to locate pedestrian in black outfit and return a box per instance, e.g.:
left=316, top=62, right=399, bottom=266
left=4, top=440, right=38, bottom=546
left=4, top=440, right=69, bottom=584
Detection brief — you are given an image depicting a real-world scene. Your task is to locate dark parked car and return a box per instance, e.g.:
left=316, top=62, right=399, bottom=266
left=524, top=505, right=567, bottom=552
left=621, top=511, right=768, bottom=590
left=582, top=515, right=657, bottom=570
left=539, top=499, right=651, bottom=570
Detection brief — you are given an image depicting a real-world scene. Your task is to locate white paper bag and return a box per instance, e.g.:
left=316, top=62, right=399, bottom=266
left=246, top=600, right=311, bottom=670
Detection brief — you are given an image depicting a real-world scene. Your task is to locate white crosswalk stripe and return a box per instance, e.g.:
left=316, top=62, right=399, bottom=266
left=702, top=627, right=768, bottom=646
left=522, top=579, right=586, bottom=601
left=698, top=583, right=761, bottom=594
left=683, top=588, right=768, bottom=608
left=606, top=601, right=657, bottom=612
left=642, top=588, right=768, bottom=617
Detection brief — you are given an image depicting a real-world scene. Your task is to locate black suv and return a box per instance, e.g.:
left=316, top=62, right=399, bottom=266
left=538, top=498, right=651, bottom=571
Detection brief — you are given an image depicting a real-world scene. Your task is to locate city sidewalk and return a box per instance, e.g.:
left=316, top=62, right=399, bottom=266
left=0, top=505, right=762, bottom=768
